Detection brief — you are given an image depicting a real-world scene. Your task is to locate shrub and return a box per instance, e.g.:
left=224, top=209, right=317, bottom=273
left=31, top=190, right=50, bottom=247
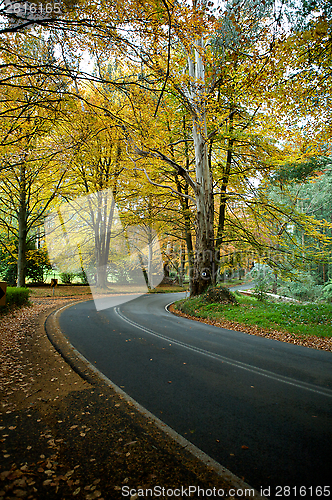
left=202, top=285, right=238, bottom=305
left=2, top=287, right=30, bottom=309
left=26, top=247, right=52, bottom=283
left=2, top=265, right=17, bottom=287
left=59, top=272, right=75, bottom=284
left=246, top=264, right=274, bottom=300
left=278, top=272, right=323, bottom=301
left=322, top=282, right=332, bottom=302
left=76, top=268, right=89, bottom=285
left=0, top=241, right=52, bottom=285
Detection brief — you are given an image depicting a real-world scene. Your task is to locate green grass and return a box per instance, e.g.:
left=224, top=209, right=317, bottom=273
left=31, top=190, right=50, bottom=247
left=175, top=292, right=332, bottom=338
left=0, top=286, right=31, bottom=313
left=222, top=278, right=246, bottom=286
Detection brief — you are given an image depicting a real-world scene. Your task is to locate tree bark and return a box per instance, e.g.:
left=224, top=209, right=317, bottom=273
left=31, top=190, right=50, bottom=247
left=94, top=186, right=117, bottom=289
left=188, top=37, right=216, bottom=295
left=215, top=108, right=235, bottom=272
left=17, top=163, right=27, bottom=287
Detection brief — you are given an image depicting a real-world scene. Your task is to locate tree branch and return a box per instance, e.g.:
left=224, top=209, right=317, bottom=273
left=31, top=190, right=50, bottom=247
left=141, top=168, right=195, bottom=202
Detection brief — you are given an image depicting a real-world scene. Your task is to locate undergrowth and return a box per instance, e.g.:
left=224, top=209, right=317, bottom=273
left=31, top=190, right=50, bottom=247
left=175, top=292, right=332, bottom=338
left=0, top=287, right=31, bottom=314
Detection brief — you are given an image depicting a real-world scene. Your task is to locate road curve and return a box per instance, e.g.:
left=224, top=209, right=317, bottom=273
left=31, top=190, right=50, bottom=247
left=58, top=292, right=332, bottom=498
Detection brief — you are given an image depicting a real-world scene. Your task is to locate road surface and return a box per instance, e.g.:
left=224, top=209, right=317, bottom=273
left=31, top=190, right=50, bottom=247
left=58, top=292, right=332, bottom=498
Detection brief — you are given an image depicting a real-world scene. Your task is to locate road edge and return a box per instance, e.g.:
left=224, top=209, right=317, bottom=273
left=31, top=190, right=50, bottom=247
left=45, top=300, right=267, bottom=500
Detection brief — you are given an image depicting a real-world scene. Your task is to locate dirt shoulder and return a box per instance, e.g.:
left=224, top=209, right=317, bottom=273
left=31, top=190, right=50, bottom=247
left=0, top=298, right=260, bottom=500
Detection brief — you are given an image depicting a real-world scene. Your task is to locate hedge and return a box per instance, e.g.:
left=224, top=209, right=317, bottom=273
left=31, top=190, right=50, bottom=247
left=1, top=287, right=30, bottom=310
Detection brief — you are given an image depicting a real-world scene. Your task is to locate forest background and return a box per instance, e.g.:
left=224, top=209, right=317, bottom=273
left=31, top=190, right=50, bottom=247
left=0, top=0, right=332, bottom=301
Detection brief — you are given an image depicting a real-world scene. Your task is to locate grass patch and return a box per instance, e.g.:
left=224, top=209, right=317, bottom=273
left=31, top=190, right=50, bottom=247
left=27, top=283, right=188, bottom=298
left=222, top=278, right=245, bottom=287
left=149, top=284, right=189, bottom=293
left=0, top=287, right=31, bottom=313
left=175, top=292, right=332, bottom=338
left=28, top=285, right=92, bottom=298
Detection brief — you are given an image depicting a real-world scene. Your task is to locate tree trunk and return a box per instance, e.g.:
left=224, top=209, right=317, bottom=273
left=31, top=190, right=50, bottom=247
left=189, top=37, right=216, bottom=295
left=17, top=164, right=27, bottom=287
left=174, top=173, right=194, bottom=294
left=272, top=271, right=278, bottom=294
left=179, top=242, right=185, bottom=287
left=94, top=180, right=118, bottom=289
left=216, top=109, right=235, bottom=256
left=191, top=189, right=215, bottom=295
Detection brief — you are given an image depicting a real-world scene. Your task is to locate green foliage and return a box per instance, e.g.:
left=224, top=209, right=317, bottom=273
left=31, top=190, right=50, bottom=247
left=272, top=157, right=330, bottom=183
left=267, top=162, right=332, bottom=289
left=1, top=287, right=30, bottom=310
left=59, top=272, right=76, bottom=284
left=0, top=240, right=17, bottom=285
left=246, top=264, right=274, bottom=300
left=202, top=285, right=238, bottom=305
left=26, top=247, right=53, bottom=283
left=322, top=282, right=332, bottom=302
left=2, top=264, right=17, bottom=287
left=0, top=241, right=52, bottom=285
left=289, top=0, right=332, bottom=32
left=278, top=272, right=323, bottom=302
left=76, top=268, right=89, bottom=285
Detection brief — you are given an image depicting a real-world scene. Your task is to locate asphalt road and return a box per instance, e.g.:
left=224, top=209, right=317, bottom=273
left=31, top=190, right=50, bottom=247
left=59, top=292, right=332, bottom=498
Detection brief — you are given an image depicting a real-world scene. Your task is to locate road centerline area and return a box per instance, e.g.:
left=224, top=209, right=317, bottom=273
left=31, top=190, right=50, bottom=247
left=115, top=305, right=332, bottom=398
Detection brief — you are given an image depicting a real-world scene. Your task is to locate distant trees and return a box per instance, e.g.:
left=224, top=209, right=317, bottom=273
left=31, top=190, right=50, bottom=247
left=268, top=157, right=332, bottom=283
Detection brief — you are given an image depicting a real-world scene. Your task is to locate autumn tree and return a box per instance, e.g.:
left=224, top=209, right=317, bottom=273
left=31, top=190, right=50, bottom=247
left=60, top=98, right=128, bottom=288
left=0, top=38, right=74, bottom=286
left=104, top=0, right=299, bottom=294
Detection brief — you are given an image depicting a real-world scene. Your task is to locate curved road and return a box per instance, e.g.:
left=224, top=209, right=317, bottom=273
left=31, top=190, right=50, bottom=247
left=58, top=293, right=332, bottom=498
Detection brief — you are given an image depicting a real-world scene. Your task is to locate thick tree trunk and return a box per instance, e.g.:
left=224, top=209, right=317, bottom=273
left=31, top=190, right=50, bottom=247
left=179, top=243, right=185, bottom=287
left=189, top=37, right=216, bottom=296
left=191, top=188, right=215, bottom=295
left=17, top=164, right=27, bottom=288
left=17, top=213, right=27, bottom=288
